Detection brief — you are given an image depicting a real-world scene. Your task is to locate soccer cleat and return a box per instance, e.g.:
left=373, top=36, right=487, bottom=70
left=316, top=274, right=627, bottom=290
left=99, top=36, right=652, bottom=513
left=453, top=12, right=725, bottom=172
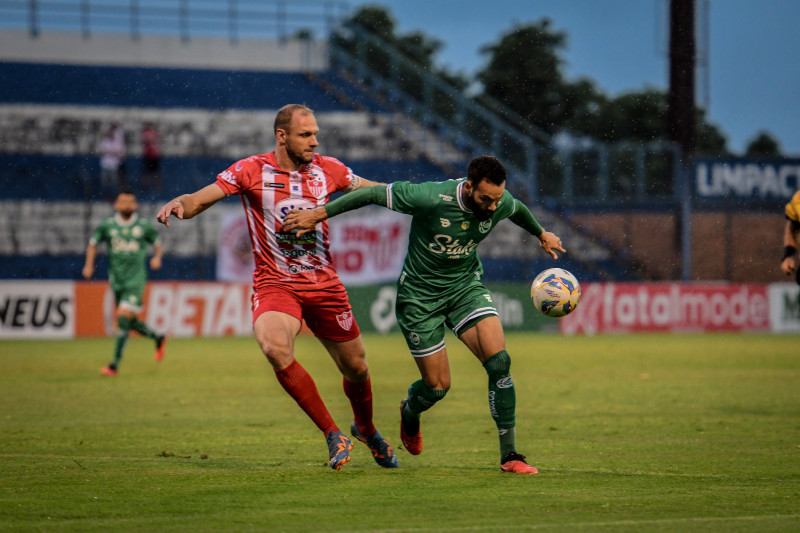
left=399, top=398, right=422, bottom=455
left=325, top=430, right=353, bottom=471
left=154, top=335, right=166, bottom=362
left=350, top=421, right=399, bottom=468
left=500, top=452, right=539, bottom=474
left=100, top=366, right=117, bottom=377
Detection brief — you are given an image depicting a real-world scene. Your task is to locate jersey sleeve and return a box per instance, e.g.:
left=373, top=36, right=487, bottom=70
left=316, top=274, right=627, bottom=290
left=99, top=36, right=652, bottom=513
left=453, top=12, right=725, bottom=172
left=786, top=190, right=800, bottom=223
left=319, top=156, right=357, bottom=192
left=386, top=181, right=435, bottom=215
left=89, top=219, right=108, bottom=246
left=214, top=156, right=260, bottom=196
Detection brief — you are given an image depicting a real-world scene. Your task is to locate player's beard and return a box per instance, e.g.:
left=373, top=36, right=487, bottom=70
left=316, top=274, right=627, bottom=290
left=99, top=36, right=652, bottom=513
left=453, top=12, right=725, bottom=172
left=464, top=190, right=493, bottom=221
left=286, top=143, right=314, bottom=167
left=118, top=208, right=135, bottom=219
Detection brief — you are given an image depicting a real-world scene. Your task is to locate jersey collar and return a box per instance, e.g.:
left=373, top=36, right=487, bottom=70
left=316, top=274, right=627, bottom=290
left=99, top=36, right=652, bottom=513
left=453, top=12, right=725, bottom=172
left=114, top=213, right=139, bottom=227
left=456, top=179, right=470, bottom=213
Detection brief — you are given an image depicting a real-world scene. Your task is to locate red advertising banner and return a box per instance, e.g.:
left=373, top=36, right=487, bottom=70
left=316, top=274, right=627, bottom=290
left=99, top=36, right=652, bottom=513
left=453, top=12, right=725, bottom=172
left=560, top=282, right=770, bottom=334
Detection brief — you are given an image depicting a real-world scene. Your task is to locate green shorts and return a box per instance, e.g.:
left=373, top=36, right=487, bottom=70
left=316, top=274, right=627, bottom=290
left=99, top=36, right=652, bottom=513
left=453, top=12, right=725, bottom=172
left=395, top=278, right=498, bottom=357
left=113, top=284, right=145, bottom=313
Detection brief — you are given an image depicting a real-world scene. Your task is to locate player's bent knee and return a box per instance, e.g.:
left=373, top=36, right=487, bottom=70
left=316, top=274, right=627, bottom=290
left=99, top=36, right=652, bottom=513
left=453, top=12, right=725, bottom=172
left=483, top=350, right=511, bottom=376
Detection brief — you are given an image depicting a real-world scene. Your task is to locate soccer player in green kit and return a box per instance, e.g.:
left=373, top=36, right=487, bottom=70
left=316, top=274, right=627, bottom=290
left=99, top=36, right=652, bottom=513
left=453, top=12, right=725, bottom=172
left=83, top=191, right=166, bottom=376
left=283, top=155, right=565, bottom=473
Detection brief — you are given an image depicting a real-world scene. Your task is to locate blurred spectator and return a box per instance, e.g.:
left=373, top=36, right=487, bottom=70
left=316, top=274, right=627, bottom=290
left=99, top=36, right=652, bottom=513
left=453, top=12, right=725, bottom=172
left=98, top=122, right=126, bottom=197
left=141, top=122, right=162, bottom=192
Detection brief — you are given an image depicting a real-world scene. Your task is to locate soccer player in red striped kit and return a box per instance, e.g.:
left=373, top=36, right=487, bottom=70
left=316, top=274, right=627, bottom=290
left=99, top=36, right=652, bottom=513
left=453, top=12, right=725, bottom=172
left=156, top=104, right=397, bottom=470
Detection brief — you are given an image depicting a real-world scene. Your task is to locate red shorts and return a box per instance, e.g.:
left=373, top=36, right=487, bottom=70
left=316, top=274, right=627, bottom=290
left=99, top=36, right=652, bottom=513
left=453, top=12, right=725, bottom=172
left=251, top=283, right=361, bottom=342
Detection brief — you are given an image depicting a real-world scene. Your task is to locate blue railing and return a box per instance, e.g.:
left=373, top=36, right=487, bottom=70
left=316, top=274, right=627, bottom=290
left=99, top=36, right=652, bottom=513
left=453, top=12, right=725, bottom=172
left=0, top=0, right=349, bottom=43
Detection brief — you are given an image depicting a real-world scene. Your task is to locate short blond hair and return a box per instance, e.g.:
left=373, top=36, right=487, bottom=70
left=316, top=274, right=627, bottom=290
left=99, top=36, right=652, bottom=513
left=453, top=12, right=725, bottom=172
left=274, top=104, right=314, bottom=134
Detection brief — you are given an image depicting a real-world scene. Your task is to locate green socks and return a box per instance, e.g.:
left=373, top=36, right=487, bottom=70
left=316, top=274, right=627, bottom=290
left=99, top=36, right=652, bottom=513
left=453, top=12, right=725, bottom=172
left=111, top=316, right=132, bottom=369
left=483, top=350, right=517, bottom=459
left=404, top=379, right=449, bottom=420
left=130, top=318, right=158, bottom=339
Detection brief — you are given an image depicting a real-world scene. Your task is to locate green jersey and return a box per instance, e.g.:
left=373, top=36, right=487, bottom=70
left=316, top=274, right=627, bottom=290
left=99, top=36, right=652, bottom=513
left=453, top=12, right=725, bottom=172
left=385, top=179, right=529, bottom=291
left=90, top=213, right=159, bottom=290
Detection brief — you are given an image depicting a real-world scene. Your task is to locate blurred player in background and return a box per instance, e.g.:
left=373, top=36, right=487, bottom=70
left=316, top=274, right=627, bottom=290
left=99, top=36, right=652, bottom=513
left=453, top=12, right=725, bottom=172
left=781, top=189, right=800, bottom=283
left=155, top=104, right=398, bottom=471
left=83, top=190, right=166, bottom=376
left=284, top=155, right=564, bottom=474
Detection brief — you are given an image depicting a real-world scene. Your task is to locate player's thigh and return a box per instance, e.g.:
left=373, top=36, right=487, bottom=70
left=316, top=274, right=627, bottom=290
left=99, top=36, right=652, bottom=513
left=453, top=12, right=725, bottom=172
left=319, top=336, right=368, bottom=381
left=445, top=282, right=504, bottom=361
left=253, top=311, right=302, bottom=369
left=251, top=286, right=304, bottom=368
left=458, top=315, right=505, bottom=363
left=413, top=347, right=452, bottom=390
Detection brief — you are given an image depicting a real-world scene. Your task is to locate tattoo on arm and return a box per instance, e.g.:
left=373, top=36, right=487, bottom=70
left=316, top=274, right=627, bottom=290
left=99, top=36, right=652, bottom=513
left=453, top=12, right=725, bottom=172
left=343, top=174, right=362, bottom=193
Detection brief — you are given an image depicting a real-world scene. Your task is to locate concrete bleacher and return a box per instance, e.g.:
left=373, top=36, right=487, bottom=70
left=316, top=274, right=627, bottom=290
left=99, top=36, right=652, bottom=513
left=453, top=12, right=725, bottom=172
left=0, top=30, right=620, bottom=283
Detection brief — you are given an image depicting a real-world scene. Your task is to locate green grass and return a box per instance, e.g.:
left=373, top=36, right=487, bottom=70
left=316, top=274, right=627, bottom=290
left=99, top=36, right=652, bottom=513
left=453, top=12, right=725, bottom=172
left=0, top=333, right=798, bottom=532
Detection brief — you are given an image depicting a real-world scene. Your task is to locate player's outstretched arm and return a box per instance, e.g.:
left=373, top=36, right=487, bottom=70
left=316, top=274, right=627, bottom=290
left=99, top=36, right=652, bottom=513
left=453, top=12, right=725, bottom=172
left=283, top=185, right=388, bottom=236
left=156, top=184, right=226, bottom=227
left=507, top=199, right=566, bottom=259
left=149, top=242, right=163, bottom=271
left=538, top=231, right=566, bottom=260
left=82, top=243, right=97, bottom=279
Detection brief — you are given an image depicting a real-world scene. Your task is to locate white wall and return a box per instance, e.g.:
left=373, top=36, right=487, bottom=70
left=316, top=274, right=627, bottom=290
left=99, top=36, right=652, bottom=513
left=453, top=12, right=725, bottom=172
left=0, top=29, right=328, bottom=71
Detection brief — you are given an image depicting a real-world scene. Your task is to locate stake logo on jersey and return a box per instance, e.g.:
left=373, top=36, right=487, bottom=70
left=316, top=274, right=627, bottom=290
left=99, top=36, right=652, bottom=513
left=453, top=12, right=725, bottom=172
left=214, top=152, right=356, bottom=291
left=89, top=213, right=159, bottom=291
left=384, top=179, right=518, bottom=291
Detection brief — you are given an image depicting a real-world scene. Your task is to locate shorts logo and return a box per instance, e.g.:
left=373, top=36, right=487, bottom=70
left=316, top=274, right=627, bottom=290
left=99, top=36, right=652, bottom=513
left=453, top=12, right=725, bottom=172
left=461, top=221, right=470, bottom=230
left=336, top=311, right=354, bottom=331
left=408, top=332, right=420, bottom=346
left=479, top=220, right=492, bottom=233
left=496, top=377, right=514, bottom=389
left=440, top=218, right=450, bottom=227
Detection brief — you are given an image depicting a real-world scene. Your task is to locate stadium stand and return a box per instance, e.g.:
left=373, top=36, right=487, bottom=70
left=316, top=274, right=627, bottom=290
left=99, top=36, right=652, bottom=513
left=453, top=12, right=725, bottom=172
left=0, top=21, right=622, bottom=283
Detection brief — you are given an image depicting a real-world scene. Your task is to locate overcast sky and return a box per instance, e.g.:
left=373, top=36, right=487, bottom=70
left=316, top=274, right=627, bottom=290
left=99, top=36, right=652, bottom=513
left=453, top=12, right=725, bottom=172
left=350, top=0, right=800, bottom=156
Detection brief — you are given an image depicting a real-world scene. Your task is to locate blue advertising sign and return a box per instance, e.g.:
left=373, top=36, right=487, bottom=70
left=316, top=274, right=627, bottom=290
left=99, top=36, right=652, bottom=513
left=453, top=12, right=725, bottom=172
left=693, top=158, right=800, bottom=200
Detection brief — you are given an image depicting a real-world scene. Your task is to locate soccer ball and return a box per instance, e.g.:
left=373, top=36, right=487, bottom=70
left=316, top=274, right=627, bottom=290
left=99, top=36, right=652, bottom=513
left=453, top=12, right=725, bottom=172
left=530, top=268, right=581, bottom=318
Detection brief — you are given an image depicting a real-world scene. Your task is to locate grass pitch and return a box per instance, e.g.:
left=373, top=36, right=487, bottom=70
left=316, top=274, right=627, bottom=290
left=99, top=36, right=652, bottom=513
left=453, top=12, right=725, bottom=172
left=0, top=333, right=798, bottom=532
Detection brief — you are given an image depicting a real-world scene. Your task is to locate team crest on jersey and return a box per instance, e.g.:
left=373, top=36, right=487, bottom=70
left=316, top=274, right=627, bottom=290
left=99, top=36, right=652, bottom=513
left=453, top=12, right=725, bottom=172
left=479, top=220, right=492, bottom=233
left=440, top=218, right=450, bottom=227
left=461, top=221, right=470, bottom=230
left=336, top=311, right=354, bottom=331
left=132, top=226, right=143, bottom=238
left=307, top=177, right=325, bottom=198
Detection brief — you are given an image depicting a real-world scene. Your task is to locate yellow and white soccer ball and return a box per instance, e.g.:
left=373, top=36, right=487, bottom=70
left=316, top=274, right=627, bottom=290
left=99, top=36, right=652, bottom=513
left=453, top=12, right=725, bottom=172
left=530, top=268, right=581, bottom=318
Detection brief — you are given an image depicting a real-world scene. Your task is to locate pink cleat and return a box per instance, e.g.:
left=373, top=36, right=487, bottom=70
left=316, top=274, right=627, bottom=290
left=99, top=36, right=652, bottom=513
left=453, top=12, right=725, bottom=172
left=501, top=452, right=539, bottom=474
left=100, top=366, right=117, bottom=377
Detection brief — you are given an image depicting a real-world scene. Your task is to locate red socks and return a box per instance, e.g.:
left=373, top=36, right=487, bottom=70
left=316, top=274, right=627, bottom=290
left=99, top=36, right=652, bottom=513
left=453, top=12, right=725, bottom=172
left=343, top=376, right=376, bottom=437
left=274, top=360, right=336, bottom=435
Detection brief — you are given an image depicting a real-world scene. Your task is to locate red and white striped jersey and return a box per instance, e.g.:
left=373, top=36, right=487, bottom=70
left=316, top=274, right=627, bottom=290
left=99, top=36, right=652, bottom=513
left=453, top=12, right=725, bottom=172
left=214, top=152, right=355, bottom=291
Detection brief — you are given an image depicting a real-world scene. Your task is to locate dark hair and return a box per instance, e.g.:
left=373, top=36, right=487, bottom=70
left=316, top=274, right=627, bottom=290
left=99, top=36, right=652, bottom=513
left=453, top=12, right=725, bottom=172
left=117, top=188, right=136, bottom=199
left=467, top=155, right=507, bottom=186
left=274, top=104, right=314, bottom=134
